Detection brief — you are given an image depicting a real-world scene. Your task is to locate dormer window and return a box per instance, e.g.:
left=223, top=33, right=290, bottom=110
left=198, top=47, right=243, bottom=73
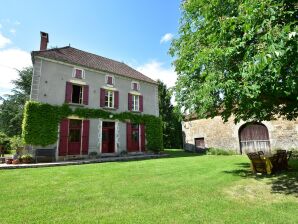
left=73, top=68, right=85, bottom=79
left=131, top=81, right=140, bottom=91
left=105, top=75, right=115, bottom=86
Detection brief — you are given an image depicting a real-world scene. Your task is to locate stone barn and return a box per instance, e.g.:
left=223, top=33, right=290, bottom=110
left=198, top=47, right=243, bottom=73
left=182, top=116, right=298, bottom=154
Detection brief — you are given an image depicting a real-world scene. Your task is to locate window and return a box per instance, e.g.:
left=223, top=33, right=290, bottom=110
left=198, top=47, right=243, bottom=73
left=131, top=81, right=140, bottom=91
left=132, top=95, right=139, bottom=111
left=73, top=68, right=85, bottom=79
left=105, top=90, right=114, bottom=108
left=72, top=84, right=83, bottom=104
left=105, top=75, right=114, bottom=86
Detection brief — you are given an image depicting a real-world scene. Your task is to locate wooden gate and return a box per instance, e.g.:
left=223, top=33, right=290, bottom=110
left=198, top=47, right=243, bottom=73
left=239, top=123, right=270, bottom=154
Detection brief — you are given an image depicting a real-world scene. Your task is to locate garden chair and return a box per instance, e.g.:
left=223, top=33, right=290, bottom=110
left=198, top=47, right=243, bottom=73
left=247, top=152, right=267, bottom=174
left=257, top=151, right=264, bottom=156
left=276, top=151, right=288, bottom=170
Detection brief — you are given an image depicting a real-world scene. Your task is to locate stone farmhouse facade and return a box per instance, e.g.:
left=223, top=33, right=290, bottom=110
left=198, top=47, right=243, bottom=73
left=182, top=115, right=298, bottom=154
left=30, top=32, right=159, bottom=160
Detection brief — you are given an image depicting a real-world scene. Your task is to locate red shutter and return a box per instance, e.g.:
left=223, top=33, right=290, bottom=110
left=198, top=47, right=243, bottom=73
left=114, top=91, right=119, bottom=109
left=83, top=85, right=89, bottom=105
left=65, top=82, right=72, bottom=103
left=82, top=120, right=90, bottom=155
left=139, top=95, right=143, bottom=112
left=128, top=93, right=132, bottom=111
left=59, top=119, right=69, bottom=156
left=140, top=124, right=145, bottom=151
left=100, top=88, right=106, bottom=107
left=127, top=123, right=132, bottom=151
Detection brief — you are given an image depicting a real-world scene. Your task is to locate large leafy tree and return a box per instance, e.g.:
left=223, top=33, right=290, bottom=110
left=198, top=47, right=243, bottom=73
left=0, top=67, right=32, bottom=136
left=158, top=80, right=182, bottom=149
left=170, top=0, right=297, bottom=123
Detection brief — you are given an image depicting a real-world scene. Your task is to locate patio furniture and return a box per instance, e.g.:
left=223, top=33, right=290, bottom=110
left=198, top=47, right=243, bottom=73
left=35, top=148, right=56, bottom=163
left=257, top=151, right=264, bottom=155
left=247, top=152, right=272, bottom=174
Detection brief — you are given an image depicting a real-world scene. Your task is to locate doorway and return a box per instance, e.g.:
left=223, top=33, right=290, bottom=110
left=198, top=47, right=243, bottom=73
left=102, top=122, right=115, bottom=153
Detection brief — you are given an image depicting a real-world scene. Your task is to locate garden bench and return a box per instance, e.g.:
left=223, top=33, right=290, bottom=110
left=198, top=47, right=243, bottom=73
left=35, top=148, right=56, bottom=163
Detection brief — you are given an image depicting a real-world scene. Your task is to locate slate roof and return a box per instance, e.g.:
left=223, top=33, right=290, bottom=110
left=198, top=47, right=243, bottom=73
left=32, top=46, right=157, bottom=84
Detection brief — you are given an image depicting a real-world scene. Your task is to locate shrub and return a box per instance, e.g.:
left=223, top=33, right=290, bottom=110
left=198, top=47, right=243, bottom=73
left=10, top=136, right=24, bottom=151
left=206, top=147, right=236, bottom=155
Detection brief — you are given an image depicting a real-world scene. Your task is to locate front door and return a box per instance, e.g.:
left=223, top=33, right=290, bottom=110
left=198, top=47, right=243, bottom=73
left=130, top=124, right=140, bottom=152
left=102, top=122, right=115, bottom=153
left=68, top=119, right=82, bottom=155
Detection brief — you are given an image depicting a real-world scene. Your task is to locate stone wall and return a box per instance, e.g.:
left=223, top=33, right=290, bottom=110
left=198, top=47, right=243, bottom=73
left=182, top=116, right=298, bottom=154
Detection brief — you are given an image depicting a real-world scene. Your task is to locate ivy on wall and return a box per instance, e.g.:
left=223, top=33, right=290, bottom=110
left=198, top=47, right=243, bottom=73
left=22, top=101, right=163, bottom=151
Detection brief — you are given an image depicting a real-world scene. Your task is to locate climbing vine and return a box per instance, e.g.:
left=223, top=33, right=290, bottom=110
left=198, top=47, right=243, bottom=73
left=22, top=101, right=163, bottom=151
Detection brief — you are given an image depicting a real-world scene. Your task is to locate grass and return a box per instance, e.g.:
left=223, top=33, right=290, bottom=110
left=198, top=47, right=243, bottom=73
left=0, top=149, right=297, bottom=224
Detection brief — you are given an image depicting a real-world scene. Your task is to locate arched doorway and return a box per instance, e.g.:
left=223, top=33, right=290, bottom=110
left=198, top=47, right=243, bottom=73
left=239, top=123, right=270, bottom=154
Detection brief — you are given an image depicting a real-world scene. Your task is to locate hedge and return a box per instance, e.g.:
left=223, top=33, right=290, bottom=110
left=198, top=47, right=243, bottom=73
left=22, top=101, right=163, bottom=151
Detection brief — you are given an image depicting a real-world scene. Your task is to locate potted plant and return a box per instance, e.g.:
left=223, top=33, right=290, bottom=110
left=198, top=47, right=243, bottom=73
left=5, top=158, right=13, bottom=164
left=21, top=154, right=33, bottom=164
left=12, top=159, right=20, bottom=164
left=88, top=151, right=98, bottom=159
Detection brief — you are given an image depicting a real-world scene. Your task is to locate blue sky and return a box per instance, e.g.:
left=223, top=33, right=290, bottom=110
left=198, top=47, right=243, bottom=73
left=0, top=0, right=181, bottom=97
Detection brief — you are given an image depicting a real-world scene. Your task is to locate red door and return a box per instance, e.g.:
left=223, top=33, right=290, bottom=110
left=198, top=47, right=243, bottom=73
left=68, top=119, right=82, bottom=155
left=102, top=122, right=115, bottom=153
left=127, top=123, right=140, bottom=152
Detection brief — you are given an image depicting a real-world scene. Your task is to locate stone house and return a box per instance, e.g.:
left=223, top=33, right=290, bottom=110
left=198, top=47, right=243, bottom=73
left=182, top=115, right=298, bottom=154
left=30, top=32, right=159, bottom=160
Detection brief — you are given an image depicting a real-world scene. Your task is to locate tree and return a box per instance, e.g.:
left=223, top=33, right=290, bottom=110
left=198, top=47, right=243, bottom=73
left=158, top=80, right=182, bottom=148
left=170, top=0, right=297, bottom=123
left=0, top=67, right=32, bottom=136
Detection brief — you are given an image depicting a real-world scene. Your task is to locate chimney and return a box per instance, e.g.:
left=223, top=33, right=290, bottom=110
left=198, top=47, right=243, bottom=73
left=40, top=32, right=49, bottom=51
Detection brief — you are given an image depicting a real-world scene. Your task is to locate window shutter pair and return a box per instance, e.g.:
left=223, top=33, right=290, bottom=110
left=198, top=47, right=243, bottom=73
left=65, top=82, right=89, bottom=105
left=128, top=93, right=143, bottom=112
left=100, top=88, right=119, bottom=109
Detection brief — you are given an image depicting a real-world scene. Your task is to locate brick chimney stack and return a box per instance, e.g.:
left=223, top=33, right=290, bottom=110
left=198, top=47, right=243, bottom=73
left=40, top=32, right=49, bottom=51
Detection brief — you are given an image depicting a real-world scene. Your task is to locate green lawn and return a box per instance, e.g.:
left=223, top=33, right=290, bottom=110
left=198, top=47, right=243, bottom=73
left=1, top=150, right=297, bottom=224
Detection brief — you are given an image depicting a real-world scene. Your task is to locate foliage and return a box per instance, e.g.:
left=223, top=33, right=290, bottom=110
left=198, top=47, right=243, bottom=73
left=157, top=80, right=183, bottom=148
left=22, top=101, right=163, bottom=151
left=206, top=147, right=237, bottom=155
left=170, top=0, right=298, bottom=123
left=20, top=153, right=33, bottom=160
left=9, top=135, right=25, bottom=151
left=0, top=67, right=33, bottom=136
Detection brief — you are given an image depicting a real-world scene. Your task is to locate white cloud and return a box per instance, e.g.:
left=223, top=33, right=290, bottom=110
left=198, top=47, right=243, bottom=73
left=137, top=60, right=177, bottom=88
left=0, top=48, right=31, bottom=96
left=160, top=33, right=174, bottom=44
left=0, top=33, right=12, bottom=48
left=9, top=28, right=16, bottom=34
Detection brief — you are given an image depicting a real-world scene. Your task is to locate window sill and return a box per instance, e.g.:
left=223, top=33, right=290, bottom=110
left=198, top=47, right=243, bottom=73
left=68, top=103, right=85, bottom=107
left=102, top=107, right=117, bottom=111
left=131, top=110, right=141, bottom=113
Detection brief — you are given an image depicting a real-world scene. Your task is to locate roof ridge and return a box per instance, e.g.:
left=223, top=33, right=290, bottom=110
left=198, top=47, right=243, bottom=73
left=69, top=46, right=126, bottom=66
left=32, top=46, right=71, bottom=53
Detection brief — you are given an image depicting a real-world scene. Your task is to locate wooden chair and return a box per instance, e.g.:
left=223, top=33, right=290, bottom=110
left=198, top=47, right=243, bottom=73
left=277, top=151, right=288, bottom=170
left=286, top=151, right=292, bottom=161
left=270, top=153, right=281, bottom=172
left=257, top=151, right=264, bottom=156
left=247, top=153, right=267, bottom=174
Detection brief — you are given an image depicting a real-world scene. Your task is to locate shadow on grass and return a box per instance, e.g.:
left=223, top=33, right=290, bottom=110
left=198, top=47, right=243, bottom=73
left=223, top=159, right=298, bottom=197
